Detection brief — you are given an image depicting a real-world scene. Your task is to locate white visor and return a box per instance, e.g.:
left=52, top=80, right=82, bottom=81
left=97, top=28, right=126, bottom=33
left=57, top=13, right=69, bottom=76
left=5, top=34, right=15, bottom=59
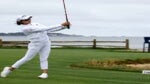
left=17, top=15, right=32, bottom=22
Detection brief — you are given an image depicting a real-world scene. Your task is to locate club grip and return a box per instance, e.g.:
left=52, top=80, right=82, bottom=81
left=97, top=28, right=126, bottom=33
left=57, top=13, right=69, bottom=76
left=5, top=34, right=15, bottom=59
left=67, top=24, right=70, bottom=29
left=66, top=18, right=70, bottom=29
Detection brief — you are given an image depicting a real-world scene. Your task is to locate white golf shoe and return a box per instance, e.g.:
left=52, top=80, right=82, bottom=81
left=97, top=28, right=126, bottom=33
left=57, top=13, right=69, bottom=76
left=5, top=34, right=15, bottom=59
left=38, top=73, right=48, bottom=79
left=0, top=67, right=11, bottom=78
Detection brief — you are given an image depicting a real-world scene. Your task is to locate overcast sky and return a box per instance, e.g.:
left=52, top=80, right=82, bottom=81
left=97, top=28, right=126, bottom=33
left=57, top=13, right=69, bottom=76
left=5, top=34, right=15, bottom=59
left=0, top=0, right=150, bottom=36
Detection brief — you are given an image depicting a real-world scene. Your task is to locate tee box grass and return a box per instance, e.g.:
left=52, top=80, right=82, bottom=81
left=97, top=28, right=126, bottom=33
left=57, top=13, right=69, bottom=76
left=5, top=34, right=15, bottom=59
left=0, top=48, right=150, bottom=84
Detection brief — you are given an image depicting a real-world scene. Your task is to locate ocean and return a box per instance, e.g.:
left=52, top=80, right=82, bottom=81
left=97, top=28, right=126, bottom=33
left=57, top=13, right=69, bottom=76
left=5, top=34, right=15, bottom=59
left=0, top=36, right=147, bottom=50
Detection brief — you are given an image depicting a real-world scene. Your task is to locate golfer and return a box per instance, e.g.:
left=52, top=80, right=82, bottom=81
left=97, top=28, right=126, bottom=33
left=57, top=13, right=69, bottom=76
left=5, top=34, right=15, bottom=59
left=0, top=15, right=71, bottom=79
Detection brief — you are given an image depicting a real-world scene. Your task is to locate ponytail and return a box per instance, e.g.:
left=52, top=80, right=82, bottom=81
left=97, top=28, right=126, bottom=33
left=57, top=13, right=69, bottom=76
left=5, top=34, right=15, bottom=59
left=16, top=21, right=22, bottom=25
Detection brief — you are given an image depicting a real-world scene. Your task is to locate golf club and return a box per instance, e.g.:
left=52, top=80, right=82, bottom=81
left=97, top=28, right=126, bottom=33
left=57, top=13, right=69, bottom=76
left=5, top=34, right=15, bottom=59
left=62, top=0, right=70, bottom=29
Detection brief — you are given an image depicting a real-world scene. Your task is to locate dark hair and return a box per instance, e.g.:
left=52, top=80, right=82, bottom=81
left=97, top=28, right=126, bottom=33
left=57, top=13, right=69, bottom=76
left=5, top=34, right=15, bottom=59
left=16, top=21, right=22, bottom=25
left=16, top=18, right=31, bottom=25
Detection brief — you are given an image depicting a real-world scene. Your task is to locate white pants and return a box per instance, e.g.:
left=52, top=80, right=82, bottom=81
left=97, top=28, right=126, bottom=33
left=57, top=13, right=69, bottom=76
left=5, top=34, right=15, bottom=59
left=12, top=41, right=51, bottom=69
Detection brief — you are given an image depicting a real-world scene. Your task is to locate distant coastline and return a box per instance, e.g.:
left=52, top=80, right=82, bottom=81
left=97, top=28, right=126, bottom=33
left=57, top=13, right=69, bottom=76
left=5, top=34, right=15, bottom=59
left=0, top=32, right=84, bottom=37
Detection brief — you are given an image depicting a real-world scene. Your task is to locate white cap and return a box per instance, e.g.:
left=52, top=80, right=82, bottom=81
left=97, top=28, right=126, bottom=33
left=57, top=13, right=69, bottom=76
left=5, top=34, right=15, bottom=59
left=17, top=15, right=32, bottom=22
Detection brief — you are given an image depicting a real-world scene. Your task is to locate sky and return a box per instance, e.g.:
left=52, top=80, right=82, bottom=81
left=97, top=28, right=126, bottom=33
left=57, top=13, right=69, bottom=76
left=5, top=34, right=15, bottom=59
left=0, top=0, right=150, bottom=36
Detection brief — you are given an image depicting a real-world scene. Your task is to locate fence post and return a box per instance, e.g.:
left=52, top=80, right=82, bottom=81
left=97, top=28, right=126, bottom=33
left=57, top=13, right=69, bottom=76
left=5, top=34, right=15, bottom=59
left=0, top=39, right=2, bottom=47
left=125, top=39, right=129, bottom=49
left=93, top=39, right=96, bottom=49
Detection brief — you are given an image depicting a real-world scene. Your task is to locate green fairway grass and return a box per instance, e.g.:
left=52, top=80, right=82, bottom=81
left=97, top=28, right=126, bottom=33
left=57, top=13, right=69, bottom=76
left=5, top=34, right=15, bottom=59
left=0, top=48, right=150, bottom=84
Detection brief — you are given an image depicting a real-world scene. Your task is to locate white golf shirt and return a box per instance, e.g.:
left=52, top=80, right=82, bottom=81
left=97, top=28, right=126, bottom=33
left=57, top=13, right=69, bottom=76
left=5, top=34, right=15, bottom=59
left=11, top=23, right=66, bottom=69
left=22, top=23, right=66, bottom=42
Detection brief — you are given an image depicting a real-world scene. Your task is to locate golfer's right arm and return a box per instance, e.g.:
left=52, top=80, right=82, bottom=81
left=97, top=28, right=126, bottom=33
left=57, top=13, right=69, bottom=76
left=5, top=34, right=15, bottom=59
left=44, top=22, right=70, bottom=32
left=45, top=25, right=67, bottom=32
left=47, top=22, right=70, bottom=32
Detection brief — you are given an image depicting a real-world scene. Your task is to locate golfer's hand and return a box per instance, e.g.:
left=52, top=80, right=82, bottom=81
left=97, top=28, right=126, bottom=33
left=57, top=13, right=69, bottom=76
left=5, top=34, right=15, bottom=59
left=61, top=22, right=71, bottom=28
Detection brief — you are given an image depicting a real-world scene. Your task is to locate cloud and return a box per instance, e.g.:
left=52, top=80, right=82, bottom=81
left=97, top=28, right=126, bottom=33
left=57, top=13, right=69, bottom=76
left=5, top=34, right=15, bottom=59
left=0, top=0, right=150, bottom=36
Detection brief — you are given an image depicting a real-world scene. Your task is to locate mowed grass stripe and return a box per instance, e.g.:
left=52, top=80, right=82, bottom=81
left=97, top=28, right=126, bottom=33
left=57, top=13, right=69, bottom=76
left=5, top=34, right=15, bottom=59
left=0, top=48, right=150, bottom=84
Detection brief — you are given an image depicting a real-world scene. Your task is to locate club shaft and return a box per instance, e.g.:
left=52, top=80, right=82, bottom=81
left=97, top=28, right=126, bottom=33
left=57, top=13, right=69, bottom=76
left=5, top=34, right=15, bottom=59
left=62, top=0, right=70, bottom=28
